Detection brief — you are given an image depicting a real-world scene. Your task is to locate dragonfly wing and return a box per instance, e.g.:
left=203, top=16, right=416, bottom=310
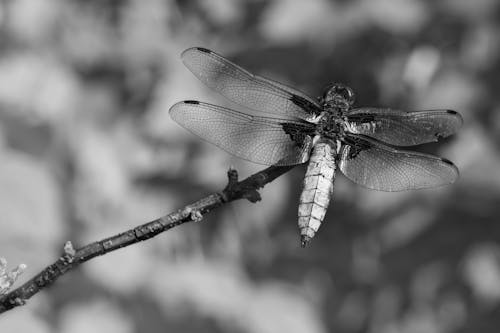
left=338, top=134, right=459, bottom=191
left=345, top=108, right=463, bottom=146
left=181, top=47, right=322, bottom=121
left=169, top=100, right=315, bottom=166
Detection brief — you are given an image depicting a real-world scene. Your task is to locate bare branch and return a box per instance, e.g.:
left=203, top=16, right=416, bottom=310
left=0, top=165, right=294, bottom=314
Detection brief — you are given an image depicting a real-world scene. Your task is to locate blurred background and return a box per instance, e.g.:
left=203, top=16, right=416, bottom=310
left=0, top=0, right=499, bottom=332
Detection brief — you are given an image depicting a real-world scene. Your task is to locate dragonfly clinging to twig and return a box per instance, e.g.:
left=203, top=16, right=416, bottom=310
left=170, top=47, right=462, bottom=247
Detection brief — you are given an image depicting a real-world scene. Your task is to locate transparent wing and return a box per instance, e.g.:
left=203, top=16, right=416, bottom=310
left=181, top=47, right=322, bottom=121
left=169, top=100, right=315, bottom=166
left=338, top=134, right=459, bottom=191
left=344, top=108, right=463, bottom=146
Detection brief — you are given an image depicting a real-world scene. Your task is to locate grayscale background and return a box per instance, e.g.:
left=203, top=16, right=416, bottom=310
left=0, top=0, right=498, bottom=332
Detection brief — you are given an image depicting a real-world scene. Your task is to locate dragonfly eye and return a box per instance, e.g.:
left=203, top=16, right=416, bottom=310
left=323, top=83, right=356, bottom=108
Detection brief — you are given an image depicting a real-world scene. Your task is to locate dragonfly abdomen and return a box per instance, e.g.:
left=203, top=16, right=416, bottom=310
left=298, top=139, right=337, bottom=247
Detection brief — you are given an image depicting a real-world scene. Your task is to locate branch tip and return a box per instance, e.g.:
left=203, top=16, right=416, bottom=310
left=0, top=258, right=27, bottom=296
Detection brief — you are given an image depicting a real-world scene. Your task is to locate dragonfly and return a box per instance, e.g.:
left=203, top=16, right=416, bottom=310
left=169, top=47, right=463, bottom=247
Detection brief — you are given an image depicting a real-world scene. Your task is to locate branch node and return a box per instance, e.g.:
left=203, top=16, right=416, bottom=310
left=183, top=207, right=203, bottom=222
left=102, top=240, right=114, bottom=250
left=191, top=210, right=203, bottom=222
left=13, top=297, right=25, bottom=306
left=243, top=190, right=262, bottom=203
left=63, top=241, right=76, bottom=258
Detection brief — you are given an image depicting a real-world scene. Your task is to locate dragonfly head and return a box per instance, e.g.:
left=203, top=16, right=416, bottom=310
left=321, top=83, right=355, bottom=111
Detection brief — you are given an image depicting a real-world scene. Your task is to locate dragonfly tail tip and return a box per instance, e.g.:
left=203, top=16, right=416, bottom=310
left=300, top=235, right=311, bottom=248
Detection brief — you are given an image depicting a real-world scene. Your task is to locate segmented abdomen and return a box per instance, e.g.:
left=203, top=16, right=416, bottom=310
left=298, top=139, right=337, bottom=246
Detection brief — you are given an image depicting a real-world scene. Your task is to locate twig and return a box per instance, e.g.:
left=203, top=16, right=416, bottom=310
left=0, top=165, right=294, bottom=314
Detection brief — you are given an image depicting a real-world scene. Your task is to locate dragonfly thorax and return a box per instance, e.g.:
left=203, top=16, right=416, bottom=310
left=317, top=112, right=343, bottom=138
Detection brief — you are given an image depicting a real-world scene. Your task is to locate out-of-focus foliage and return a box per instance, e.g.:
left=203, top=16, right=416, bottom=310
left=0, top=0, right=499, bottom=332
